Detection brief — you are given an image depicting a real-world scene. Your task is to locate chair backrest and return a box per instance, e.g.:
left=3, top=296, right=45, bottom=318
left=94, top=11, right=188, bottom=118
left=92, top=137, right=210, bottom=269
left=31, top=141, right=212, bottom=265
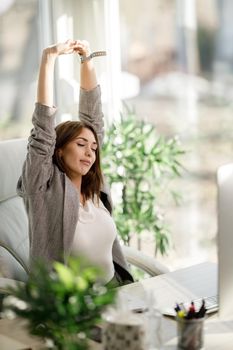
left=0, top=138, right=29, bottom=281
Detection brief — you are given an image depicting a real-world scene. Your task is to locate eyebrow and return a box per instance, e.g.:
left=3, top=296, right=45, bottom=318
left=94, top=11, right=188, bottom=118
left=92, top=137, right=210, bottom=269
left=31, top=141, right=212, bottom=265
left=76, top=137, right=97, bottom=145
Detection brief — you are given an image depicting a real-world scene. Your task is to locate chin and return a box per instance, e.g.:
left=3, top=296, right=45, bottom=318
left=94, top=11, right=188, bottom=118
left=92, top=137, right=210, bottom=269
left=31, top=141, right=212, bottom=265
left=79, top=168, right=91, bottom=176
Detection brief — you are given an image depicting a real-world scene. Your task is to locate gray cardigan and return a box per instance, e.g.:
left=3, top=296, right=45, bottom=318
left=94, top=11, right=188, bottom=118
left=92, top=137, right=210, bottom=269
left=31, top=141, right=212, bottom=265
left=17, top=86, right=133, bottom=284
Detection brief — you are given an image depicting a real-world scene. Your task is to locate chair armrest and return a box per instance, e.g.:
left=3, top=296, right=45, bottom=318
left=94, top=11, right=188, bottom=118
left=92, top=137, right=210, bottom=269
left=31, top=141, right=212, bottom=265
left=0, top=277, right=25, bottom=313
left=122, top=245, right=170, bottom=276
left=0, top=277, right=25, bottom=295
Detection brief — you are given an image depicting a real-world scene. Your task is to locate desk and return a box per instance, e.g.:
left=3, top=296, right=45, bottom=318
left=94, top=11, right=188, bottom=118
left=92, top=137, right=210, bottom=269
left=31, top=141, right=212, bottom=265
left=0, top=318, right=102, bottom=350
left=0, top=318, right=43, bottom=350
left=1, top=262, right=233, bottom=349
left=1, top=316, right=233, bottom=350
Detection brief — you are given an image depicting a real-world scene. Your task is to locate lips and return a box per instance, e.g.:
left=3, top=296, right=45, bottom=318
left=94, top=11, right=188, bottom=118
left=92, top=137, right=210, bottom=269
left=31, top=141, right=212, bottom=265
left=81, top=160, right=91, bottom=166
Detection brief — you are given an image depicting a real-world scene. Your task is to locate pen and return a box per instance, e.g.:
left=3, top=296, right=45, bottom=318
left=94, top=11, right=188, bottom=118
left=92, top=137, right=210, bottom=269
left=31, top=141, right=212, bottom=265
left=186, top=301, right=196, bottom=319
left=175, top=303, right=187, bottom=318
left=196, top=299, right=206, bottom=318
left=179, top=302, right=186, bottom=312
left=174, top=303, right=181, bottom=313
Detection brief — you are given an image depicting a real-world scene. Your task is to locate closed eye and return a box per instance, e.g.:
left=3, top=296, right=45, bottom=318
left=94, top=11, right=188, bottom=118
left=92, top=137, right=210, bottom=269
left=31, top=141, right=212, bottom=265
left=77, top=143, right=97, bottom=152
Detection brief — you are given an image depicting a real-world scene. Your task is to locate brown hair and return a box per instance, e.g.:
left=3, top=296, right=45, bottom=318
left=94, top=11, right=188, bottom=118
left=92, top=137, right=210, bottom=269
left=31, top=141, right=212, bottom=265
left=53, top=121, right=103, bottom=202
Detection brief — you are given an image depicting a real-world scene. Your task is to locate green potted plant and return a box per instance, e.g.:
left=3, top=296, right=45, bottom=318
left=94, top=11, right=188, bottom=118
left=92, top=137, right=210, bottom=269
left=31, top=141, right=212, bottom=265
left=102, top=104, right=185, bottom=256
left=3, top=257, right=116, bottom=350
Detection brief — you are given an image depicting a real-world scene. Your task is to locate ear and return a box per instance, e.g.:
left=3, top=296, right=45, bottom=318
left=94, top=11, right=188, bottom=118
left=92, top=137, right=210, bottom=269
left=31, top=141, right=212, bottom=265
left=57, top=149, right=63, bottom=157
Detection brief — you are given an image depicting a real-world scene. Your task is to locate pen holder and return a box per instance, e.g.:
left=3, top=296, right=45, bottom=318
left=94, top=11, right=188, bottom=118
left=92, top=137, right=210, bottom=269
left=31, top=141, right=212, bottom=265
left=176, top=317, right=205, bottom=350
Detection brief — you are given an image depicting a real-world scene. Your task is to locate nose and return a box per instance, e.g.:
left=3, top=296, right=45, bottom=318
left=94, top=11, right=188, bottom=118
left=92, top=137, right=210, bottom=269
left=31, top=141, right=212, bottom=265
left=85, top=145, right=92, bottom=157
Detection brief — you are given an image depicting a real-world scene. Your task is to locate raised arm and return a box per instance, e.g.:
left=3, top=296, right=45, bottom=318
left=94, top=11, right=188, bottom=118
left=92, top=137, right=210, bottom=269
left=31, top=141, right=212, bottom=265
left=19, top=40, right=82, bottom=195
left=77, top=40, right=98, bottom=91
left=77, top=41, right=104, bottom=146
left=36, top=48, right=56, bottom=107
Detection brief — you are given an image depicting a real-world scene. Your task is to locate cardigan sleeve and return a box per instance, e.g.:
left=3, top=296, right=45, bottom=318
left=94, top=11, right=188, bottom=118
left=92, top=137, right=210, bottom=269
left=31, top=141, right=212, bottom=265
left=17, top=103, right=57, bottom=195
left=78, top=85, right=104, bottom=147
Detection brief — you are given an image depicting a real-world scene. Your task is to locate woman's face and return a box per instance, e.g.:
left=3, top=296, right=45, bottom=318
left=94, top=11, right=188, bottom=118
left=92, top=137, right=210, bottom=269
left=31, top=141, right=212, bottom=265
left=59, top=127, right=97, bottom=178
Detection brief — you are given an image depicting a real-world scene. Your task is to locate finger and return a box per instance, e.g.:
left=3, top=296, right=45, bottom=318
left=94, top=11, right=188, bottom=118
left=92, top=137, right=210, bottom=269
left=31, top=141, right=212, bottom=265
left=65, top=39, right=73, bottom=46
left=74, top=43, right=83, bottom=50
left=65, top=39, right=78, bottom=50
left=74, top=44, right=85, bottom=54
left=74, top=40, right=82, bottom=45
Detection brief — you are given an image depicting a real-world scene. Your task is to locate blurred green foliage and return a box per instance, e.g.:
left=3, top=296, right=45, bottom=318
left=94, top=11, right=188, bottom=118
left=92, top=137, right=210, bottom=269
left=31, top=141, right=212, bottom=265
left=102, top=104, right=185, bottom=256
left=3, top=257, right=116, bottom=350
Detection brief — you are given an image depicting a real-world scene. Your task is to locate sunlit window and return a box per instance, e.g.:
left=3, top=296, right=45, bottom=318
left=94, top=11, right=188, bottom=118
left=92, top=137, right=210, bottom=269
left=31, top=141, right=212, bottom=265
left=0, top=0, right=39, bottom=139
left=119, top=0, right=233, bottom=269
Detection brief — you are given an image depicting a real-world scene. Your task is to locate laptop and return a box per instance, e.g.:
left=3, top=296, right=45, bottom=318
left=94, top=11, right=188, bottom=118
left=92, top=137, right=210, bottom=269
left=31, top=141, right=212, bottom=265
left=119, top=262, right=218, bottom=317
left=120, top=162, right=233, bottom=318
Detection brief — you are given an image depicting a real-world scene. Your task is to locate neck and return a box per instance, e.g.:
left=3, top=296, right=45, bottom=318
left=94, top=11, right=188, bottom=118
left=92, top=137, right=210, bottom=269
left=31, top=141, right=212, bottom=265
left=69, top=174, right=82, bottom=193
left=67, top=172, right=85, bottom=205
left=68, top=174, right=86, bottom=205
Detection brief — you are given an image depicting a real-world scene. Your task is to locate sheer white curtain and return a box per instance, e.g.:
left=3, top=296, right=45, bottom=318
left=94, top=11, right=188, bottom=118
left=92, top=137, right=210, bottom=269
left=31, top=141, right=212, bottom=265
left=38, top=0, right=122, bottom=124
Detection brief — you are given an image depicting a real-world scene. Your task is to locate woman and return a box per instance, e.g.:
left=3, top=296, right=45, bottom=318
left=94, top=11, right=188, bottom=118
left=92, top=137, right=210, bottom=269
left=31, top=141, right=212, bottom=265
left=17, top=39, right=133, bottom=286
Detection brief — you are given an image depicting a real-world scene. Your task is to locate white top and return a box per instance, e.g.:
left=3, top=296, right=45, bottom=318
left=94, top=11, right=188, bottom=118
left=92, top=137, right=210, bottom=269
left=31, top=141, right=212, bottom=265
left=71, top=197, right=117, bottom=283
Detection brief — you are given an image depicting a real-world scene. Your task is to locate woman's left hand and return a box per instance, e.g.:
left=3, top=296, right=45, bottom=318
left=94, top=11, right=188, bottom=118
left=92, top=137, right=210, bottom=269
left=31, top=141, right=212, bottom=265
left=74, top=40, right=91, bottom=58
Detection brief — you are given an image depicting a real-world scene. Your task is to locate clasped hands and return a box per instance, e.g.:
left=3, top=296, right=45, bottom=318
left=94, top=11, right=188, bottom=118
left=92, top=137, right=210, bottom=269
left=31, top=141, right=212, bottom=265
left=45, top=39, right=91, bottom=58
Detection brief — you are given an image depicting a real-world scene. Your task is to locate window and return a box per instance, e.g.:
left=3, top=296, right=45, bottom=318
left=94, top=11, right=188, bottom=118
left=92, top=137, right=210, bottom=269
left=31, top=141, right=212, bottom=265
left=118, top=0, right=233, bottom=269
left=0, top=0, right=39, bottom=139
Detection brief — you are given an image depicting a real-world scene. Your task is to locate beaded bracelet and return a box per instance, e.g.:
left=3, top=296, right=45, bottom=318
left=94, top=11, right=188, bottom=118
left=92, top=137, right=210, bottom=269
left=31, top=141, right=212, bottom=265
left=80, top=51, right=107, bottom=63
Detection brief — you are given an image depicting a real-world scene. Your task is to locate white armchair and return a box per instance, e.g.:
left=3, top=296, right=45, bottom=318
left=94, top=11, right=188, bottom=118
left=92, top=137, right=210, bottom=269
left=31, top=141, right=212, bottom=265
left=122, top=245, right=169, bottom=276
left=0, top=139, right=29, bottom=283
left=0, top=138, right=169, bottom=293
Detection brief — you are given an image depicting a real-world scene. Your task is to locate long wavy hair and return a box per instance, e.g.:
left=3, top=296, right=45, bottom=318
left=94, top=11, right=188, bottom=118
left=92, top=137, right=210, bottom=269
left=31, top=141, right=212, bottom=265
left=53, top=121, right=103, bottom=202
